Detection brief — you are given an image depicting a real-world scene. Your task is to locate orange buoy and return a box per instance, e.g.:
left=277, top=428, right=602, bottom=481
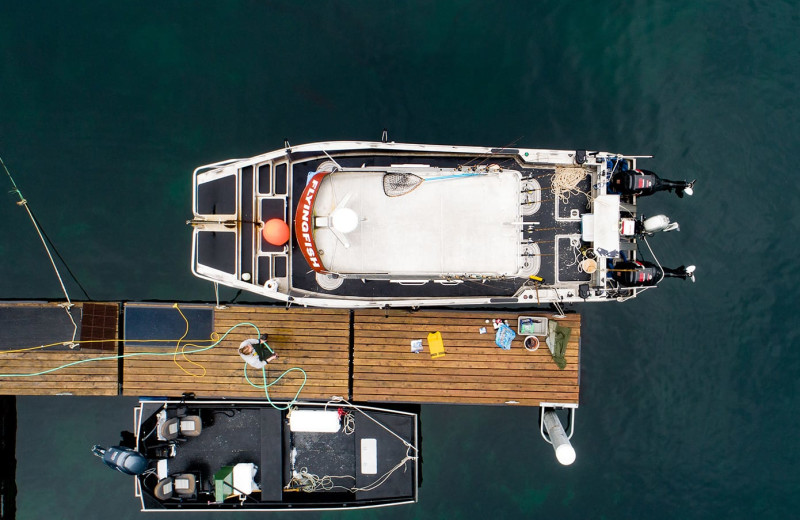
left=262, top=218, right=290, bottom=246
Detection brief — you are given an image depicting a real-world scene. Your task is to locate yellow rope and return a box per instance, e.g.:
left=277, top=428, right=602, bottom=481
left=0, top=337, right=217, bottom=354
left=0, top=304, right=247, bottom=379
left=172, top=303, right=208, bottom=378
left=1, top=303, right=216, bottom=378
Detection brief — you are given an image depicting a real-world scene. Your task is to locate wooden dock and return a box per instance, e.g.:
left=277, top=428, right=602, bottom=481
left=1, top=302, right=580, bottom=407
left=353, top=309, right=580, bottom=407
left=0, top=302, right=119, bottom=396
left=122, top=305, right=351, bottom=400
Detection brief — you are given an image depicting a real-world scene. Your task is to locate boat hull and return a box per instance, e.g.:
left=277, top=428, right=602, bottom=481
left=133, top=398, right=420, bottom=512
left=190, top=140, right=648, bottom=308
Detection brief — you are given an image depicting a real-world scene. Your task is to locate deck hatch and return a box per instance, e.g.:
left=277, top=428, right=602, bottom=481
left=197, top=175, right=236, bottom=215
left=274, top=256, right=287, bottom=278
left=274, top=163, right=288, bottom=195
left=197, top=231, right=237, bottom=274
left=260, top=198, right=287, bottom=253
left=257, top=256, right=272, bottom=285
left=0, top=305, right=83, bottom=351
left=258, top=163, right=272, bottom=194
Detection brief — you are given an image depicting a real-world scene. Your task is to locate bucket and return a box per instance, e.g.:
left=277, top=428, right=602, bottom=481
left=524, top=335, right=539, bottom=352
left=580, top=258, right=597, bottom=274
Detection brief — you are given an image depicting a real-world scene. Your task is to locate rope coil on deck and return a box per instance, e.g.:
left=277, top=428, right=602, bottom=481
left=551, top=166, right=591, bottom=205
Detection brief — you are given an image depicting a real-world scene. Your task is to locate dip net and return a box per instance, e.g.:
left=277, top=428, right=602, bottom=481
left=383, top=172, right=424, bottom=197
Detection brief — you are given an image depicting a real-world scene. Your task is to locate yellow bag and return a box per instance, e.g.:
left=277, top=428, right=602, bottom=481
left=427, top=332, right=445, bottom=359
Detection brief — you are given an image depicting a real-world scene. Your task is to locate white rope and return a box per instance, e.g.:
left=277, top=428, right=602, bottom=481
left=342, top=412, right=355, bottom=435
left=328, top=396, right=418, bottom=452
left=2, top=157, right=77, bottom=346
left=551, top=167, right=590, bottom=205
left=288, top=448, right=416, bottom=494
left=351, top=446, right=416, bottom=493
left=287, top=468, right=355, bottom=492
left=285, top=396, right=419, bottom=495
left=640, top=236, right=665, bottom=284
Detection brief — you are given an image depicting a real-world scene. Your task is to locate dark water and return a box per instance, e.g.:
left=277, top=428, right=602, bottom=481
left=2, top=1, right=799, bottom=518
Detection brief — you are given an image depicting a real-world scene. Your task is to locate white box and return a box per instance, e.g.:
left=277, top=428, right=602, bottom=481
left=360, top=438, right=377, bottom=474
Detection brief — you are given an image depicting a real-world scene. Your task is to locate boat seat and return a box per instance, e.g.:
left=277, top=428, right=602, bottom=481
left=159, top=418, right=180, bottom=441
left=173, top=473, right=197, bottom=497
left=153, top=477, right=174, bottom=500
left=153, top=474, right=197, bottom=500
left=179, top=415, right=202, bottom=437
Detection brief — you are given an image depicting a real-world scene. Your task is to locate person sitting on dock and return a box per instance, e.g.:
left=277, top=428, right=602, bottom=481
left=238, top=334, right=277, bottom=369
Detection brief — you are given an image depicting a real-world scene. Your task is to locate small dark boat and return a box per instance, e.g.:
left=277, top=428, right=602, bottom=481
left=93, top=397, right=420, bottom=512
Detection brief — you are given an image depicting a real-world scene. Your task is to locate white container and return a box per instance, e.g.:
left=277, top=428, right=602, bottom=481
left=518, top=316, right=548, bottom=336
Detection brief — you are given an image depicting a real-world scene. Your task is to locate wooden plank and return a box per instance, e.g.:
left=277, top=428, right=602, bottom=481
left=352, top=309, right=581, bottom=406
left=0, top=301, right=120, bottom=396
left=122, top=306, right=350, bottom=401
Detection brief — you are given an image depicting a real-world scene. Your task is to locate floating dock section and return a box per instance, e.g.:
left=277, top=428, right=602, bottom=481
left=0, top=302, right=119, bottom=396
left=0, top=302, right=580, bottom=408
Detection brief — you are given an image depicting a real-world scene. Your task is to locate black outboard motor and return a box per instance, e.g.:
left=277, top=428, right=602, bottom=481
left=610, top=260, right=696, bottom=287
left=611, top=169, right=695, bottom=198
left=92, top=445, right=148, bottom=475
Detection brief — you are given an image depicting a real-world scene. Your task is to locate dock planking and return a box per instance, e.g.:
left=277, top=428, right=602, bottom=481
left=0, top=302, right=119, bottom=396
left=1, top=302, right=581, bottom=406
left=122, top=305, right=351, bottom=400
left=353, top=309, right=580, bottom=407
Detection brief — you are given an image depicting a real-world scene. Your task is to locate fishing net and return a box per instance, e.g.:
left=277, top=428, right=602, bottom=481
left=383, top=172, right=423, bottom=197
left=551, top=166, right=590, bottom=204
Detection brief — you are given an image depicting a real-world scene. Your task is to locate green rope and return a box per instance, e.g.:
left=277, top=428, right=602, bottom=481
left=0, top=319, right=308, bottom=409
left=243, top=363, right=307, bottom=411
left=0, top=321, right=262, bottom=377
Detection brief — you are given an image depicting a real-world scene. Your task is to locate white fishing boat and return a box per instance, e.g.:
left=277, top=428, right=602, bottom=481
left=189, top=138, right=695, bottom=308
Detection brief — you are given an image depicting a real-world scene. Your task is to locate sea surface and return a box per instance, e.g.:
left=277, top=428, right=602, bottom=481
left=1, top=1, right=799, bottom=519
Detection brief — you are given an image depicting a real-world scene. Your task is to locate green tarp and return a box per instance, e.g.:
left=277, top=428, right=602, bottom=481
left=547, top=322, right=571, bottom=370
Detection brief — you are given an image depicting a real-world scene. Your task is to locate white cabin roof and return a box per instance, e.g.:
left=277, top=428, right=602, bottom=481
left=309, top=168, right=522, bottom=276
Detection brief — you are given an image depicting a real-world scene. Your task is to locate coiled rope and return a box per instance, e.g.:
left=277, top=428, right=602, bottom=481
left=285, top=397, right=418, bottom=493
left=551, top=166, right=591, bottom=205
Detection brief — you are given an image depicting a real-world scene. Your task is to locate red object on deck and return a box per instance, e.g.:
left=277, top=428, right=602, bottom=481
left=262, top=218, right=290, bottom=246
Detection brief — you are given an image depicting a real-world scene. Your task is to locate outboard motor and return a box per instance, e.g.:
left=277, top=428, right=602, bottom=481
left=611, top=169, right=695, bottom=198
left=610, top=260, right=696, bottom=287
left=92, top=445, right=148, bottom=475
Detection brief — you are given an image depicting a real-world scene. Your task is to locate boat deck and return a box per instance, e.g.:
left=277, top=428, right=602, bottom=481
left=288, top=153, right=591, bottom=300
left=0, top=302, right=580, bottom=407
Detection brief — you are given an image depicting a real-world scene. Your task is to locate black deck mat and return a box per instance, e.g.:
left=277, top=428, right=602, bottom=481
left=0, top=305, right=82, bottom=350
left=354, top=410, right=415, bottom=501
left=124, top=304, right=213, bottom=347
left=166, top=407, right=265, bottom=489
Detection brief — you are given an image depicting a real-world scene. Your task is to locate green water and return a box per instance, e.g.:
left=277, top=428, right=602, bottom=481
left=2, top=1, right=799, bottom=518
